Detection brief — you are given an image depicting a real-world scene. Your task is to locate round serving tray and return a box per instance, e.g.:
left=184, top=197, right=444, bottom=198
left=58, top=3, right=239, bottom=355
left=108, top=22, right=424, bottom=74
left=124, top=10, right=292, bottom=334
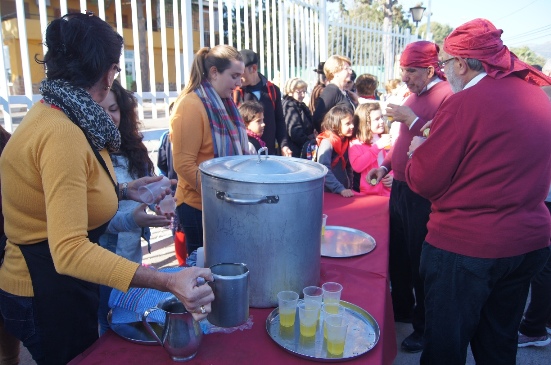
left=265, top=300, right=380, bottom=362
left=321, top=226, right=376, bottom=258
left=107, top=309, right=161, bottom=345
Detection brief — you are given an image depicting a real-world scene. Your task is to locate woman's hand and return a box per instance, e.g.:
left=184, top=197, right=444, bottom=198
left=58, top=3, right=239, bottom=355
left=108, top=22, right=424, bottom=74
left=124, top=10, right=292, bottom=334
left=132, top=203, right=172, bottom=228
left=281, top=146, right=293, bottom=157
left=127, top=176, right=177, bottom=203
left=166, top=267, right=215, bottom=321
left=340, top=189, right=354, bottom=198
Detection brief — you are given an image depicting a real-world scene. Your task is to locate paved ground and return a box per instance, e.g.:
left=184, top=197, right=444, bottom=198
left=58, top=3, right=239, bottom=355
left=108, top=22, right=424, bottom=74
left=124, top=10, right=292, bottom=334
left=8, top=112, right=551, bottom=364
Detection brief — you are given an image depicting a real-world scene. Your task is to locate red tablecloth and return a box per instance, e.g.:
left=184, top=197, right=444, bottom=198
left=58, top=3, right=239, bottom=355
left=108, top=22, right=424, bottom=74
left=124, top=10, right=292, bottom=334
left=69, top=193, right=396, bottom=365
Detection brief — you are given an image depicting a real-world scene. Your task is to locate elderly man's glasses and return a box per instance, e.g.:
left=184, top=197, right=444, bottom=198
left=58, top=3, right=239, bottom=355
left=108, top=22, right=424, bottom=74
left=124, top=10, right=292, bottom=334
left=438, top=58, right=454, bottom=71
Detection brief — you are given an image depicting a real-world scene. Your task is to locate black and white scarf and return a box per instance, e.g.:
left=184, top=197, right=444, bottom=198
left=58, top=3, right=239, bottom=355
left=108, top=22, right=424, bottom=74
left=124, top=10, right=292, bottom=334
left=40, top=79, right=121, bottom=152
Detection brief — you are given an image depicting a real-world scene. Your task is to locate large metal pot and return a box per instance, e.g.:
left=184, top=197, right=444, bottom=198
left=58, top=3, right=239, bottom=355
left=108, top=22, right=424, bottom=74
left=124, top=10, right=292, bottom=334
left=199, top=150, right=327, bottom=307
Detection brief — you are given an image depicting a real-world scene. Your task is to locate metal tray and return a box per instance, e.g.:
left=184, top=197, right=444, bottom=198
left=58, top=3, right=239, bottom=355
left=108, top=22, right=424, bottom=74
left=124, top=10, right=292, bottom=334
left=107, top=309, right=162, bottom=345
left=321, top=226, right=376, bottom=258
left=266, top=300, right=380, bottom=362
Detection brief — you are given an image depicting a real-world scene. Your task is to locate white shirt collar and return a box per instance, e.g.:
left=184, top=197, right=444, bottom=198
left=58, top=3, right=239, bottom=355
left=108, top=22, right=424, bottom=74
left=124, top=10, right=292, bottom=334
left=418, top=77, right=443, bottom=95
left=463, top=72, right=487, bottom=90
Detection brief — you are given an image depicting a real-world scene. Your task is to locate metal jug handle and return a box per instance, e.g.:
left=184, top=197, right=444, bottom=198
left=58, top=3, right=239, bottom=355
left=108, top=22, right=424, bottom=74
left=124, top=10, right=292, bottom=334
left=142, top=306, right=164, bottom=345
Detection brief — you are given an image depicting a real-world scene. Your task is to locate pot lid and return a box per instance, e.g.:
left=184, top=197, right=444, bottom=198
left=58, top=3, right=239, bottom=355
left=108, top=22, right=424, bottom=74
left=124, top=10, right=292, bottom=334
left=199, top=154, right=328, bottom=183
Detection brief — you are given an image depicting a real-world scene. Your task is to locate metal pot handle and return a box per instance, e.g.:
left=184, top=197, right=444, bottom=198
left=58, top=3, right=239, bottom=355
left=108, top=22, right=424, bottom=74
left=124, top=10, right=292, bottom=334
left=256, top=147, right=269, bottom=163
left=216, top=191, right=279, bottom=205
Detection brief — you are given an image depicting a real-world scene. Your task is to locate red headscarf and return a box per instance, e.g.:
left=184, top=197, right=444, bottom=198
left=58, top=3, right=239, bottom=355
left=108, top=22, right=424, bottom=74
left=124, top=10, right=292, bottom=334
left=400, top=41, right=447, bottom=81
left=443, top=18, right=551, bottom=86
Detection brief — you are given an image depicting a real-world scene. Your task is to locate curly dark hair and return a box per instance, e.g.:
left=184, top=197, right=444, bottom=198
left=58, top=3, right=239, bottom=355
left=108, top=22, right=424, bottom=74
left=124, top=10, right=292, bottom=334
left=36, top=12, right=123, bottom=89
left=110, top=80, right=154, bottom=178
left=0, top=125, right=11, bottom=155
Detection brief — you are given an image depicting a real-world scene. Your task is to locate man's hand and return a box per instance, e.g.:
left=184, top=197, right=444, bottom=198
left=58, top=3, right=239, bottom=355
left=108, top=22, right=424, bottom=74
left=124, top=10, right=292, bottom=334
left=366, top=167, right=388, bottom=185
left=408, top=136, right=427, bottom=158
left=281, top=146, right=293, bottom=157
left=386, top=104, right=417, bottom=127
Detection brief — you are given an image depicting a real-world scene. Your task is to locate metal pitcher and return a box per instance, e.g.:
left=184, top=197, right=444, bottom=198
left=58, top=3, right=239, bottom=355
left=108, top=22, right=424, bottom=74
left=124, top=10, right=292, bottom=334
left=208, top=263, right=249, bottom=328
left=142, top=296, right=202, bottom=362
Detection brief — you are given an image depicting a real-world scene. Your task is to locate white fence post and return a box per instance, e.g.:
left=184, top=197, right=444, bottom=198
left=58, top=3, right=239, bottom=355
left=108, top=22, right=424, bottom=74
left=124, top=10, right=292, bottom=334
left=2, top=0, right=416, bottom=128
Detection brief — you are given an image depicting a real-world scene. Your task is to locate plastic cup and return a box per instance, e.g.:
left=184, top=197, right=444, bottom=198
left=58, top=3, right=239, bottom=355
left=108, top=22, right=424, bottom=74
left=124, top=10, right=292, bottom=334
left=138, top=176, right=171, bottom=204
left=321, top=214, right=328, bottom=236
left=158, top=195, right=176, bottom=214
left=303, top=286, right=323, bottom=305
left=298, top=300, right=321, bottom=337
left=277, top=291, right=299, bottom=328
left=322, top=282, right=343, bottom=308
left=321, top=303, right=345, bottom=339
left=325, top=314, right=348, bottom=356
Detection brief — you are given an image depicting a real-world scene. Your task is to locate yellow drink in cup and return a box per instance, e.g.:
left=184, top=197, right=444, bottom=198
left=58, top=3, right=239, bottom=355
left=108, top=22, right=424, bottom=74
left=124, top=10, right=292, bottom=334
left=327, top=339, right=345, bottom=356
left=324, top=301, right=340, bottom=313
left=300, top=322, right=317, bottom=337
left=298, top=300, right=320, bottom=338
left=279, top=309, right=296, bottom=327
left=325, top=314, right=348, bottom=356
left=277, top=291, right=299, bottom=329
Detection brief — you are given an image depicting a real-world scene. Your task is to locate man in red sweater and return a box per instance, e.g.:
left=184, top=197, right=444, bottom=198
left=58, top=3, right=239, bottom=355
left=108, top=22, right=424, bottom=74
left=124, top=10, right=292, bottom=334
left=405, top=18, right=551, bottom=364
left=367, top=41, right=453, bottom=353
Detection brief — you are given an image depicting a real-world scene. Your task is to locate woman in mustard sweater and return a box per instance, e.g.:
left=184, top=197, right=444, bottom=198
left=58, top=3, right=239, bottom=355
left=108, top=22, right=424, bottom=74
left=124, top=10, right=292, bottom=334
left=170, top=45, right=249, bottom=259
left=0, top=13, right=213, bottom=365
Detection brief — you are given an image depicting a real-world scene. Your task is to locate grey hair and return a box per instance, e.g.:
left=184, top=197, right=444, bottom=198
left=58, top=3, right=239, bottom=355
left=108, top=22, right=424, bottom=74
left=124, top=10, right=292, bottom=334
left=465, top=58, right=485, bottom=72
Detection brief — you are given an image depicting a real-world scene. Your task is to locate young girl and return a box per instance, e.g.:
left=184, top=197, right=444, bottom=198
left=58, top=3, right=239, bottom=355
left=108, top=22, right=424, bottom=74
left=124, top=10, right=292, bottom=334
left=349, top=103, right=393, bottom=196
left=316, top=105, right=355, bottom=197
left=239, top=101, right=266, bottom=154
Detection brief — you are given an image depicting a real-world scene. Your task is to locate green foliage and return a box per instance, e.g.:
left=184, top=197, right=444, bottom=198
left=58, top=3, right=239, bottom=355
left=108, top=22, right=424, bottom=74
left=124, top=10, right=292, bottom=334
left=417, top=21, right=453, bottom=46
left=348, top=1, right=412, bottom=32
left=510, top=46, right=546, bottom=67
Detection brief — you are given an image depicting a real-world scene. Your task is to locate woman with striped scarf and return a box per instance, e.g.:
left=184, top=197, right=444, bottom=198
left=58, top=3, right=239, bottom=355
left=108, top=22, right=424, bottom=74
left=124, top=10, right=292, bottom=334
left=170, top=45, right=249, bottom=260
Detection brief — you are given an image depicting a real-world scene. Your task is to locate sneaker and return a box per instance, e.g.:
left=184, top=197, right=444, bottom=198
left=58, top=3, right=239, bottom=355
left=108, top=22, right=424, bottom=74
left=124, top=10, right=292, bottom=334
left=518, top=333, right=551, bottom=348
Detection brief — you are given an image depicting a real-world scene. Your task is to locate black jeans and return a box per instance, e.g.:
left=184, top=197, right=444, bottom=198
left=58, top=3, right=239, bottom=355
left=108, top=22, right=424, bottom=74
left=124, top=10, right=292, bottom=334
left=519, top=201, right=551, bottom=337
left=176, top=202, right=204, bottom=255
left=420, top=242, right=550, bottom=365
left=388, top=179, right=431, bottom=333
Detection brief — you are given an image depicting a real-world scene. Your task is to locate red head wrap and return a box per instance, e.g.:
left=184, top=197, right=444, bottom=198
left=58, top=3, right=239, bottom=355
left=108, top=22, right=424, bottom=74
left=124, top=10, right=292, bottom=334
left=400, top=41, right=446, bottom=81
left=443, top=18, right=551, bottom=86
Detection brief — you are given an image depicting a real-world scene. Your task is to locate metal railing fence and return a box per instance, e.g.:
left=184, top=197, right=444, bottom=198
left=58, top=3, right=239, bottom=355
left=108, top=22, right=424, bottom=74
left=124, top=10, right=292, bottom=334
left=1, top=0, right=415, bottom=132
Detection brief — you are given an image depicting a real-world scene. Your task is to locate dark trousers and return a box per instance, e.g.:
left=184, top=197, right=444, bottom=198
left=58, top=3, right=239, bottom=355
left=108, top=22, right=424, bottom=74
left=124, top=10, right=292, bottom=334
left=519, top=201, right=551, bottom=337
left=388, top=179, right=431, bottom=334
left=176, top=202, right=203, bottom=255
left=420, top=242, right=550, bottom=365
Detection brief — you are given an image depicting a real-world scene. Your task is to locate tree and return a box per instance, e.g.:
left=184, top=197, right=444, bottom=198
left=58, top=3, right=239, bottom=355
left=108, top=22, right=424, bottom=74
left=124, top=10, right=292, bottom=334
left=510, top=46, right=546, bottom=67
left=418, top=21, right=453, bottom=46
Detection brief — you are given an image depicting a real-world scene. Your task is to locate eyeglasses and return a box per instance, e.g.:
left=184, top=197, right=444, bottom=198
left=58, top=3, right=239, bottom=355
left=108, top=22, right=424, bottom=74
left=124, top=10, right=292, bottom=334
left=438, top=58, right=454, bottom=71
left=114, top=65, right=121, bottom=79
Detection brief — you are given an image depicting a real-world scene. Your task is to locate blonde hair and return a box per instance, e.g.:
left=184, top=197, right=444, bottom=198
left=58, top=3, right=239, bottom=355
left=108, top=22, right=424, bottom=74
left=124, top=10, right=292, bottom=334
left=324, top=55, right=351, bottom=81
left=385, top=79, right=402, bottom=94
left=183, top=45, right=242, bottom=96
left=284, top=77, right=308, bottom=95
left=353, top=103, right=387, bottom=144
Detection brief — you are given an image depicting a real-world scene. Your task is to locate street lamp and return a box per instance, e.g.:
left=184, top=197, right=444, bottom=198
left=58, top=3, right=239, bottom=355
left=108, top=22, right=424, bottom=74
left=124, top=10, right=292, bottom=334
left=409, top=6, right=426, bottom=27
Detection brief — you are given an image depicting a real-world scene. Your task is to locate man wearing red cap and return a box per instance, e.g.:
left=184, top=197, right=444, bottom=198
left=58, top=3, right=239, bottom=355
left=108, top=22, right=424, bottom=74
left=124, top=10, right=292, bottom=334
left=405, top=18, right=551, bottom=364
left=367, top=41, right=453, bottom=353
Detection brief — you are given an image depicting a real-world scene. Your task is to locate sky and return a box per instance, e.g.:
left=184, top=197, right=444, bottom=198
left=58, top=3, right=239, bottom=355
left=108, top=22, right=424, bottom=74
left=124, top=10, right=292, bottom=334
left=400, top=0, right=551, bottom=47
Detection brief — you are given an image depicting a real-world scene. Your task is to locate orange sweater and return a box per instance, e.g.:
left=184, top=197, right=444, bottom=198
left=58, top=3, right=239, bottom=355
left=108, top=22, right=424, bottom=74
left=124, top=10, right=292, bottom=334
left=169, top=92, right=214, bottom=211
left=0, top=102, right=139, bottom=296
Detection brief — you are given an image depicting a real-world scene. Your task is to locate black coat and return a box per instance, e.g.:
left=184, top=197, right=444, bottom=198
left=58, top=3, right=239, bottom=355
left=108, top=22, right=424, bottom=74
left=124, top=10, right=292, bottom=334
left=282, top=95, right=315, bottom=158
